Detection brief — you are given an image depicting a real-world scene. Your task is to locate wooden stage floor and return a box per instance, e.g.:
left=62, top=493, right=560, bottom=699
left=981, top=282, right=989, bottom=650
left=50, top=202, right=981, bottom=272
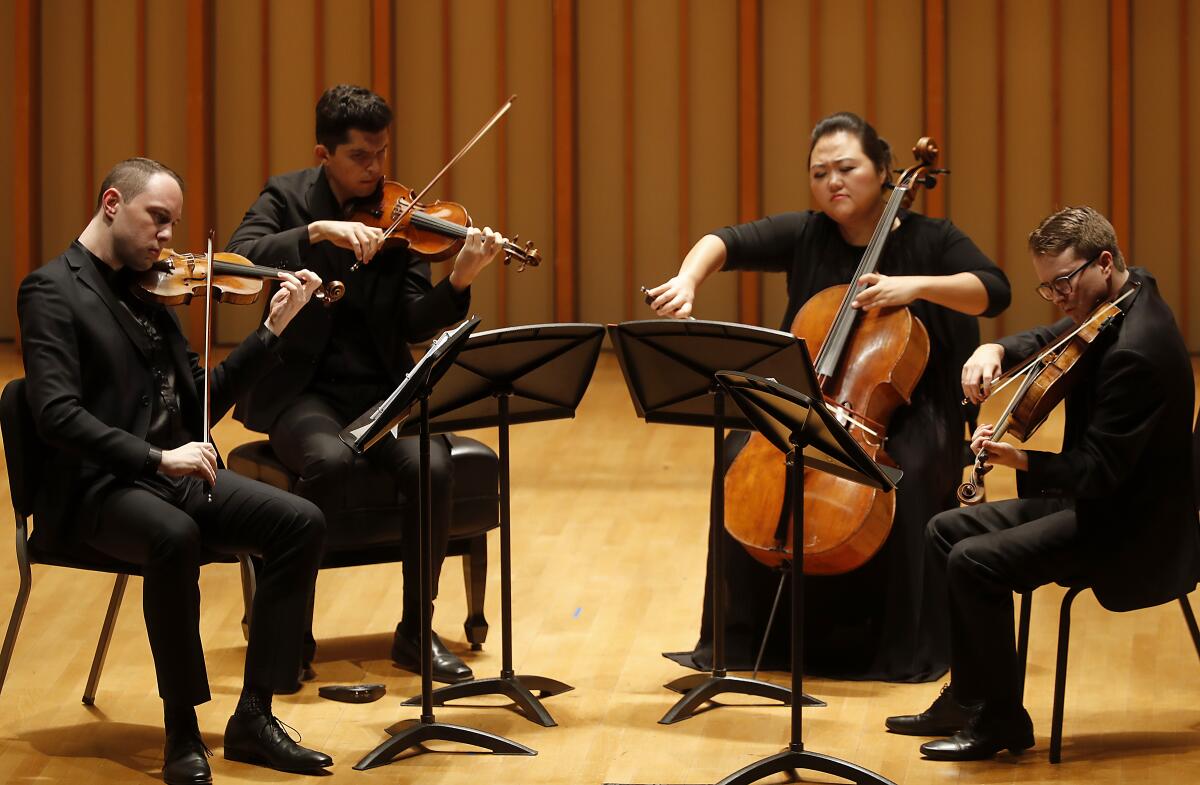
left=0, top=344, right=1197, bottom=784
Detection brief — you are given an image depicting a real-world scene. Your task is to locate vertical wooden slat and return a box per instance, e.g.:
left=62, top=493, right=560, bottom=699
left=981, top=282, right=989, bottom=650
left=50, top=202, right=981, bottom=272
left=313, top=0, right=325, bottom=102
left=865, top=0, right=877, bottom=122
left=678, top=0, right=691, bottom=267
left=1180, top=0, right=1190, bottom=339
left=1049, top=0, right=1063, bottom=322
left=552, top=0, right=577, bottom=322
left=136, top=0, right=147, bottom=154
left=808, top=0, right=821, bottom=126
left=261, top=0, right=271, bottom=183
left=622, top=0, right=634, bottom=320
left=186, top=0, right=215, bottom=341
left=13, top=0, right=41, bottom=337
left=995, top=0, right=1007, bottom=335
left=83, top=0, right=95, bottom=216
left=441, top=0, right=454, bottom=197
left=922, top=0, right=946, bottom=217
left=371, top=0, right=393, bottom=106
left=496, top=0, right=508, bottom=327
left=1109, top=0, right=1132, bottom=249
left=737, top=0, right=761, bottom=326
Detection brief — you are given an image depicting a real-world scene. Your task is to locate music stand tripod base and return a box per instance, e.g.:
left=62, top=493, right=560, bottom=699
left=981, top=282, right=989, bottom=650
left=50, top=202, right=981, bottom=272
left=716, top=748, right=896, bottom=785
left=403, top=674, right=573, bottom=728
left=354, top=719, right=535, bottom=770
left=659, top=671, right=822, bottom=725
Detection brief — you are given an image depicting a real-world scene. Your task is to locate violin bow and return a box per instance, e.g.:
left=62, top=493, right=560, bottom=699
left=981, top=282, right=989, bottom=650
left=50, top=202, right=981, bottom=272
left=202, top=230, right=215, bottom=500
left=353, top=95, right=518, bottom=269
left=975, top=285, right=1139, bottom=403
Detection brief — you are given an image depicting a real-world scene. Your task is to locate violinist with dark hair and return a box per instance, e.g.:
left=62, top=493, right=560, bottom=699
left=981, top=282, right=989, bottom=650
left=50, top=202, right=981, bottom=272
left=17, top=157, right=332, bottom=783
left=228, top=84, right=508, bottom=686
left=887, top=205, right=1200, bottom=760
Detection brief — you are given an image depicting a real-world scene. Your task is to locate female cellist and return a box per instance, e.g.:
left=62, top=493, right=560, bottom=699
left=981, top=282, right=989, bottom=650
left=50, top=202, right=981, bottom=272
left=647, top=112, right=1011, bottom=682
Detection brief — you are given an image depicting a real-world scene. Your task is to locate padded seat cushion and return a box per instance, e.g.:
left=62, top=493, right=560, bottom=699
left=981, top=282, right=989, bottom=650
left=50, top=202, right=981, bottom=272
left=227, top=435, right=499, bottom=551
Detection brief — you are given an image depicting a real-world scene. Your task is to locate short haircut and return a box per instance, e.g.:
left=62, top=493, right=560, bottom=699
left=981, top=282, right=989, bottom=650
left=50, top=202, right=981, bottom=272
left=315, top=84, right=393, bottom=152
left=95, top=157, right=184, bottom=211
left=809, top=111, right=892, bottom=180
left=1028, top=206, right=1126, bottom=272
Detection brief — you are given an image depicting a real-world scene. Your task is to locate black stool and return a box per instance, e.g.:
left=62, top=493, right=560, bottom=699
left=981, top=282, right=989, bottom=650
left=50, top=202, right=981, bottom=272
left=227, top=434, right=499, bottom=648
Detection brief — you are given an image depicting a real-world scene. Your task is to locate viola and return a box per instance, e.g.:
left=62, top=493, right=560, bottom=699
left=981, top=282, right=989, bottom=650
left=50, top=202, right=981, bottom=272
left=956, top=288, right=1136, bottom=505
left=133, top=248, right=345, bottom=307
left=343, top=180, right=541, bottom=269
left=723, top=138, right=946, bottom=575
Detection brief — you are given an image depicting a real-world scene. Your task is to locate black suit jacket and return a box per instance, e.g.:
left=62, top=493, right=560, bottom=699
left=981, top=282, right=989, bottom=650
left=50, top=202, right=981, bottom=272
left=226, top=166, right=470, bottom=432
left=16, top=242, right=281, bottom=547
left=997, top=268, right=1200, bottom=611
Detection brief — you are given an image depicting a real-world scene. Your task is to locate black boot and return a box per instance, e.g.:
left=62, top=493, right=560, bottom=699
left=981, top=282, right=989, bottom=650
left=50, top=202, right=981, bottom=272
left=885, top=683, right=974, bottom=736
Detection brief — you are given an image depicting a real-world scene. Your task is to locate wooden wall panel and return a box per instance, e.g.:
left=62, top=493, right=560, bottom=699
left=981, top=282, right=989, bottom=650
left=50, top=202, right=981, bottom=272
left=268, top=0, right=315, bottom=175
left=875, top=0, right=923, bottom=211
left=760, top=0, right=810, bottom=329
left=1059, top=0, right=1108, bottom=209
left=0, top=0, right=16, bottom=337
left=144, top=0, right=189, bottom=181
left=1132, top=0, right=1183, bottom=318
left=92, top=1, right=140, bottom=192
left=505, top=0, right=555, bottom=326
left=815, top=0, right=867, bottom=123
left=448, top=0, right=502, bottom=328
left=576, top=0, right=626, bottom=325
left=1188, top=0, right=1200, bottom=347
left=393, top=3, right=447, bottom=209
left=40, top=0, right=88, bottom=267
left=687, top=0, right=739, bottom=323
left=215, top=0, right=265, bottom=342
left=321, top=0, right=371, bottom=89
left=631, top=0, right=681, bottom=323
left=4, top=0, right=1200, bottom=351
left=947, top=0, right=1001, bottom=341
left=1001, top=0, right=1054, bottom=335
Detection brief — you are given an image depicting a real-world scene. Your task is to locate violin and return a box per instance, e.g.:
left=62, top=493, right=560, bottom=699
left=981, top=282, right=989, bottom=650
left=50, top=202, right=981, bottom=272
left=133, top=248, right=345, bottom=307
left=723, top=138, right=946, bottom=575
left=343, top=180, right=541, bottom=269
left=956, top=287, right=1136, bottom=505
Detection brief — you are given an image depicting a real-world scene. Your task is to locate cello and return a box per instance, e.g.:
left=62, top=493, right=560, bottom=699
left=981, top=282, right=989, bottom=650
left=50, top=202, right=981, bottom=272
left=723, top=138, right=946, bottom=574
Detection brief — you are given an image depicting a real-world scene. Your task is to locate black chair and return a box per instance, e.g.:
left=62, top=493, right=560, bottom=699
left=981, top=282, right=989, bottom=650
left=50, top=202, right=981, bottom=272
left=226, top=435, right=498, bottom=649
left=0, top=378, right=255, bottom=705
left=1016, top=585, right=1200, bottom=763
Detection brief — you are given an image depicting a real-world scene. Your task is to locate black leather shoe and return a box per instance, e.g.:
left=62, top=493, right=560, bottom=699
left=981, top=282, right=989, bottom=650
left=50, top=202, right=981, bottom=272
left=919, top=707, right=1035, bottom=761
left=886, top=683, right=973, bottom=736
left=163, top=730, right=212, bottom=785
left=223, top=712, right=333, bottom=773
left=391, top=628, right=474, bottom=684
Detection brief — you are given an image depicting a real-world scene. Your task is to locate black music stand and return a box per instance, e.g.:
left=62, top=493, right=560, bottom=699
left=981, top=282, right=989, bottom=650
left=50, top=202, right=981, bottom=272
left=608, top=319, right=823, bottom=724
left=713, top=370, right=901, bottom=785
left=344, top=318, right=536, bottom=770
left=394, top=322, right=606, bottom=729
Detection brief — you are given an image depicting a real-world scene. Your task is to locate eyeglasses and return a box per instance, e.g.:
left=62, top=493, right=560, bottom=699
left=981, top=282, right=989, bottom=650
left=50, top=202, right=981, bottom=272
left=1035, top=255, right=1098, bottom=302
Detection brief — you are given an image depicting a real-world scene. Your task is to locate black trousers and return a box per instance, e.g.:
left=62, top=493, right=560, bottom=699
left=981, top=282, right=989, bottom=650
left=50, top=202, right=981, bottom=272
left=87, top=470, right=325, bottom=706
left=926, top=497, right=1087, bottom=713
left=268, top=393, right=454, bottom=648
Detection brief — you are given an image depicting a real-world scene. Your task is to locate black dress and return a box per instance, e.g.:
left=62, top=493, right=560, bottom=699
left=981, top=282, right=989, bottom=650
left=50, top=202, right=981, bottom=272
left=670, top=209, right=1011, bottom=682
